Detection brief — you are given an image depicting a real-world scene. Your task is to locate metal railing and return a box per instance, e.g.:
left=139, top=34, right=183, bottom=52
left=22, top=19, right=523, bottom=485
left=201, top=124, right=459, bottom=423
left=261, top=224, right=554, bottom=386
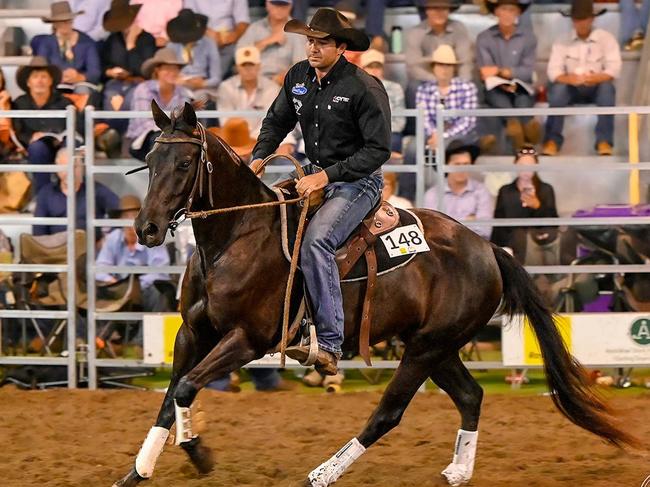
left=0, top=106, right=77, bottom=388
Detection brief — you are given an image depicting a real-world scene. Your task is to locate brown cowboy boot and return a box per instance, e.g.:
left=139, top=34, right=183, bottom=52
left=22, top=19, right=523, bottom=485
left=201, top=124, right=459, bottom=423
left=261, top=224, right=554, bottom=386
left=286, top=345, right=339, bottom=375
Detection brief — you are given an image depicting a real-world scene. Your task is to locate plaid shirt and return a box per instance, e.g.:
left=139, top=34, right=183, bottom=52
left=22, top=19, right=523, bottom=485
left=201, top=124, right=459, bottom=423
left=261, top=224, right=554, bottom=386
left=416, top=77, right=478, bottom=139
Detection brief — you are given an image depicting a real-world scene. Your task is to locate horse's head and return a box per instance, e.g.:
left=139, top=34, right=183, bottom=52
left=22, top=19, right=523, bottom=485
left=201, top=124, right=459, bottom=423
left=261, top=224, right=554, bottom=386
left=135, top=100, right=203, bottom=247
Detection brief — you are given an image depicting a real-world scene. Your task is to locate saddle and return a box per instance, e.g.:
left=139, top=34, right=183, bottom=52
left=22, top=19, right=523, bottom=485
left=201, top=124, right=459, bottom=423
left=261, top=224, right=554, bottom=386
left=275, top=181, right=422, bottom=365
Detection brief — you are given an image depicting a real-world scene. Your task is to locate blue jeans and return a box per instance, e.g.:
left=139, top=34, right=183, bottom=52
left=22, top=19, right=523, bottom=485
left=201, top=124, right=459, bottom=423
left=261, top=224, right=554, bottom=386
left=27, top=138, right=58, bottom=194
left=544, top=82, right=616, bottom=147
left=207, top=368, right=281, bottom=391
left=484, top=87, right=535, bottom=124
left=620, top=0, right=650, bottom=42
left=300, top=164, right=383, bottom=355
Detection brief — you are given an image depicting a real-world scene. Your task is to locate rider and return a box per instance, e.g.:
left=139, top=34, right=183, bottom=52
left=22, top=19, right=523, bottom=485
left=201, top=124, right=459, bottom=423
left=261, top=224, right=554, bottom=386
left=250, top=8, right=392, bottom=374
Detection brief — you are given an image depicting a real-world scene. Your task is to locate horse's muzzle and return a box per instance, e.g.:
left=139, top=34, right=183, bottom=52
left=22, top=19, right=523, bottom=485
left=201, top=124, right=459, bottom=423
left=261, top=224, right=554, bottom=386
left=136, top=221, right=164, bottom=247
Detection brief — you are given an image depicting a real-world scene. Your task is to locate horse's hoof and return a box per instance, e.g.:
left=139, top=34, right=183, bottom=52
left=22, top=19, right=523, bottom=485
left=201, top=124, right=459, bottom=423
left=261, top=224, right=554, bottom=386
left=440, top=463, right=471, bottom=486
left=180, top=437, right=215, bottom=474
left=302, top=478, right=314, bottom=486
left=112, top=466, right=146, bottom=487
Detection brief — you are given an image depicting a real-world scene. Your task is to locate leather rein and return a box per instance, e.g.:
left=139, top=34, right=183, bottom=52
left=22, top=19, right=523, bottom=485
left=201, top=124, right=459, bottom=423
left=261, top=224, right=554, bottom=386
left=127, top=121, right=309, bottom=366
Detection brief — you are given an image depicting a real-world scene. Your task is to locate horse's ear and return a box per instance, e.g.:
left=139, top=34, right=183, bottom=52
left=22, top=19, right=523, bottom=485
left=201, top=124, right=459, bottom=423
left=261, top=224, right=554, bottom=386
left=181, top=102, right=197, bottom=129
left=152, top=99, right=171, bottom=131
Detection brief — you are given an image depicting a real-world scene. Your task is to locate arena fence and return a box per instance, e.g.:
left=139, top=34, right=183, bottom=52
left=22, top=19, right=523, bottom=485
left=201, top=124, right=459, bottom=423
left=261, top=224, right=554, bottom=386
left=2, top=105, right=650, bottom=389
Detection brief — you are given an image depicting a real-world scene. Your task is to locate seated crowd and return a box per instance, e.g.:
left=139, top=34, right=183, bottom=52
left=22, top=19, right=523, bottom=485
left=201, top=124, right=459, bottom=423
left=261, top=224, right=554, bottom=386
left=0, top=0, right=632, bottom=366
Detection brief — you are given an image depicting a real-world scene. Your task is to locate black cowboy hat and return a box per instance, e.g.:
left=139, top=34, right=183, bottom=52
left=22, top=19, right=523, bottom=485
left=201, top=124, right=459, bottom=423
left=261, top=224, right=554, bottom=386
left=16, top=56, right=62, bottom=93
left=561, top=0, right=606, bottom=19
left=485, top=0, right=530, bottom=14
left=418, top=0, right=461, bottom=12
left=445, top=139, right=480, bottom=163
left=103, top=0, right=142, bottom=33
left=284, top=7, right=370, bottom=52
left=166, top=8, right=208, bottom=44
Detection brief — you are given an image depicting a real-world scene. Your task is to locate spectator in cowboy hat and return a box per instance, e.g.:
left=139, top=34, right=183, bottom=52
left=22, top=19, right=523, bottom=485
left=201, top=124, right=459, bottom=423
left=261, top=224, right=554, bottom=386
left=167, top=9, right=223, bottom=96
left=210, top=118, right=258, bottom=163
left=100, top=0, right=157, bottom=127
left=131, top=0, right=182, bottom=47
left=12, top=57, right=81, bottom=193
left=476, top=0, right=539, bottom=153
left=404, top=0, right=472, bottom=82
left=542, top=0, right=620, bottom=156
left=423, top=140, right=494, bottom=240
left=126, top=48, right=191, bottom=160
left=31, top=1, right=101, bottom=94
left=237, top=0, right=305, bottom=85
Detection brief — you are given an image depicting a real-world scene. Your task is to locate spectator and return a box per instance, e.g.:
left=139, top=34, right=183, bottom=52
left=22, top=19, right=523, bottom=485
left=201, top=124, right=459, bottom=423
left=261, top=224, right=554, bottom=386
left=71, top=0, right=111, bottom=41
left=12, top=57, right=76, bottom=193
left=476, top=0, right=539, bottom=152
left=423, top=140, right=493, bottom=239
left=96, top=194, right=170, bottom=311
left=32, top=1, right=102, bottom=95
left=132, top=0, right=182, bottom=47
left=33, top=147, right=119, bottom=236
left=166, top=9, right=223, bottom=97
left=490, top=145, right=558, bottom=262
left=210, top=118, right=257, bottom=163
left=382, top=172, right=413, bottom=208
left=542, top=0, right=621, bottom=156
left=620, top=0, right=649, bottom=51
left=236, top=0, right=305, bottom=85
left=184, top=0, right=251, bottom=75
left=216, top=46, right=295, bottom=154
left=365, top=0, right=418, bottom=50
left=0, top=68, right=18, bottom=160
left=360, top=49, right=406, bottom=153
left=100, top=0, right=157, bottom=120
left=126, top=48, right=191, bottom=160
left=404, top=0, right=473, bottom=82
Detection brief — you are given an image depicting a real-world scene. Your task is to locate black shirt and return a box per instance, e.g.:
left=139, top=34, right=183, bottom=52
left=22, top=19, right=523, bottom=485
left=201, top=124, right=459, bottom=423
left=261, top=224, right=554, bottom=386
left=12, top=91, right=75, bottom=147
left=100, top=31, right=157, bottom=79
left=252, top=55, right=392, bottom=183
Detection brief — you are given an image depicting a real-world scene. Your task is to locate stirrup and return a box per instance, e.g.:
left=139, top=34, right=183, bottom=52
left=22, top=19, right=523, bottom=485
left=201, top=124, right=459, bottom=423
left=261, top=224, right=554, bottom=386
left=298, top=318, right=319, bottom=367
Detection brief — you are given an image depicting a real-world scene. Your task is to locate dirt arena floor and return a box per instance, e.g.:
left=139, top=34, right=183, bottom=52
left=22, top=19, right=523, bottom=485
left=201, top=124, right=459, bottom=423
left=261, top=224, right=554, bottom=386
left=1, top=387, right=649, bottom=487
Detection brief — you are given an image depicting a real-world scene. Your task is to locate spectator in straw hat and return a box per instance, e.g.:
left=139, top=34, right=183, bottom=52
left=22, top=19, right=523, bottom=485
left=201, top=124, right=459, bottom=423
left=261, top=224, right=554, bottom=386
left=476, top=0, right=539, bottom=153
left=126, top=48, right=191, bottom=160
left=210, top=118, right=258, bottom=163
left=131, top=0, right=182, bottom=47
left=405, top=0, right=473, bottom=82
left=167, top=9, right=223, bottom=96
left=542, top=0, right=620, bottom=156
left=100, top=0, right=157, bottom=126
left=31, top=1, right=101, bottom=94
left=237, top=0, right=305, bottom=85
left=217, top=46, right=296, bottom=155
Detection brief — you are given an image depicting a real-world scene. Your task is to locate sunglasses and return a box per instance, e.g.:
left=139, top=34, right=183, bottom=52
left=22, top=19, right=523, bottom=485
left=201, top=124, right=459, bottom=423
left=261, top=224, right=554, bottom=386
left=517, top=147, right=538, bottom=156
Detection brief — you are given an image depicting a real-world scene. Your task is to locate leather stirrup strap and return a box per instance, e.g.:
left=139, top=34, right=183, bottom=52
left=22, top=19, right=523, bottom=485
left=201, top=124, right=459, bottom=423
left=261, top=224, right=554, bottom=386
left=359, top=246, right=377, bottom=366
left=339, top=235, right=369, bottom=279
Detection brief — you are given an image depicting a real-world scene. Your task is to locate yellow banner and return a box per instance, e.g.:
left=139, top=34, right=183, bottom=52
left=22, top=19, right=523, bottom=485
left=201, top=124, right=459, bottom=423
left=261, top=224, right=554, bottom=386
left=523, top=315, right=572, bottom=365
left=162, top=315, right=183, bottom=364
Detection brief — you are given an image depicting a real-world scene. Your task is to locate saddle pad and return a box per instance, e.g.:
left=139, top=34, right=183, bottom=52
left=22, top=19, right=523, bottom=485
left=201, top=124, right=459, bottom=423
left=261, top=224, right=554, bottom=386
left=276, top=188, right=420, bottom=282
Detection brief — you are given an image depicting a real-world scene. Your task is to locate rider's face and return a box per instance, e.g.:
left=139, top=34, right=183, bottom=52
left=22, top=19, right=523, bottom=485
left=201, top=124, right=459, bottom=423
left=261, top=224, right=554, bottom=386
left=306, top=37, right=345, bottom=71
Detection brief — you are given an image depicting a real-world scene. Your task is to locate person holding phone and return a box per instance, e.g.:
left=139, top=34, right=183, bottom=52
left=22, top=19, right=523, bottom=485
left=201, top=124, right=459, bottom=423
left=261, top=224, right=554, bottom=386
left=490, top=145, right=559, bottom=263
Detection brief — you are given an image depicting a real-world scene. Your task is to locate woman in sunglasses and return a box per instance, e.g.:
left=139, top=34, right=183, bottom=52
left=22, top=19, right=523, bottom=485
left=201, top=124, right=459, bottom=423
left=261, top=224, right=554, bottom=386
left=490, top=145, right=559, bottom=263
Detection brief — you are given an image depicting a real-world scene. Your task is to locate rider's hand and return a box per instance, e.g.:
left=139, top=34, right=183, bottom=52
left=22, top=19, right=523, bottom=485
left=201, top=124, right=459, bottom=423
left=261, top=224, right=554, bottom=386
left=294, top=171, right=329, bottom=197
left=250, top=158, right=265, bottom=177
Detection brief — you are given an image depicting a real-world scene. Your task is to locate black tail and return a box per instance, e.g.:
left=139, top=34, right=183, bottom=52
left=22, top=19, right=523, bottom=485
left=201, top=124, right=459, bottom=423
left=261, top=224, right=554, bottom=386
left=493, top=245, right=637, bottom=448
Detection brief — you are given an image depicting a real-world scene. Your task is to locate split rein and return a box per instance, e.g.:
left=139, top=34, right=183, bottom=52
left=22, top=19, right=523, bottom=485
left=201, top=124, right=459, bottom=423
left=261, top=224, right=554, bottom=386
left=127, top=123, right=309, bottom=366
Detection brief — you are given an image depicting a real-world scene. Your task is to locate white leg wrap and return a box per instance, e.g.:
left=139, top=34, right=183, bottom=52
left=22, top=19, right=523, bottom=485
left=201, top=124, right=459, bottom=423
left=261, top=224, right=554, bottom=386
left=174, top=399, right=197, bottom=445
left=441, top=429, right=479, bottom=486
left=307, top=438, right=366, bottom=487
left=135, top=426, right=169, bottom=479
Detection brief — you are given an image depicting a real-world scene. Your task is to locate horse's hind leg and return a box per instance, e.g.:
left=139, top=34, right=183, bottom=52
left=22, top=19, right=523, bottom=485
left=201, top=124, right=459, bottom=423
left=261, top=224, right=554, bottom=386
left=113, top=323, right=213, bottom=487
left=431, top=354, right=484, bottom=487
left=303, top=351, right=433, bottom=487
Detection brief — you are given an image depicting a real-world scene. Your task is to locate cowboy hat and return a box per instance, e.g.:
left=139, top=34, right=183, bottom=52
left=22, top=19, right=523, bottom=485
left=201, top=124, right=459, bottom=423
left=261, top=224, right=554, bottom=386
left=16, top=56, right=62, bottom=93
left=209, top=119, right=257, bottom=157
left=107, top=194, right=142, bottom=218
left=166, top=8, right=208, bottom=45
left=141, top=48, right=187, bottom=79
left=561, top=0, right=606, bottom=19
left=422, top=44, right=460, bottom=66
left=445, top=139, right=480, bottom=163
left=485, top=0, right=530, bottom=14
left=418, top=0, right=460, bottom=12
left=42, top=1, right=83, bottom=23
left=360, top=49, right=385, bottom=68
left=284, top=7, right=370, bottom=52
left=103, top=0, right=142, bottom=33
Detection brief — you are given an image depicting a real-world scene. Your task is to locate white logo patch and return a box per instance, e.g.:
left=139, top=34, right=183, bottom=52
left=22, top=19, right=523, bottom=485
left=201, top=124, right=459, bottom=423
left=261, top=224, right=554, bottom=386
left=293, top=97, right=303, bottom=115
left=332, top=96, right=350, bottom=103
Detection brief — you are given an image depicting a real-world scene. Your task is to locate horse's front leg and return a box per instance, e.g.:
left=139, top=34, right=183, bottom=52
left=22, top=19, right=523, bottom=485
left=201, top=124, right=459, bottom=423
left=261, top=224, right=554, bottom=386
left=113, top=323, right=212, bottom=487
left=173, top=327, right=258, bottom=472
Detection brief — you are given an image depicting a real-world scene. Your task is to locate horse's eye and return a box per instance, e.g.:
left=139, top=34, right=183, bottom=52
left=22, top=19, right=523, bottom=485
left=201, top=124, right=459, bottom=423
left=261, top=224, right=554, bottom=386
left=179, top=158, right=192, bottom=169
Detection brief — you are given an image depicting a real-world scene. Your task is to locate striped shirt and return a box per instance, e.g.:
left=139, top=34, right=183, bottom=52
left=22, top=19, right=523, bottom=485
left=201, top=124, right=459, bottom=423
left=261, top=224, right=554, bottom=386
left=416, top=77, right=478, bottom=139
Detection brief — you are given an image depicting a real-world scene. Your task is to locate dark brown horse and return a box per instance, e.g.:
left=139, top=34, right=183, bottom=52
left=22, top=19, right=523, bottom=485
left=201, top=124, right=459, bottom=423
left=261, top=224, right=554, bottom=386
left=113, top=102, right=634, bottom=487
